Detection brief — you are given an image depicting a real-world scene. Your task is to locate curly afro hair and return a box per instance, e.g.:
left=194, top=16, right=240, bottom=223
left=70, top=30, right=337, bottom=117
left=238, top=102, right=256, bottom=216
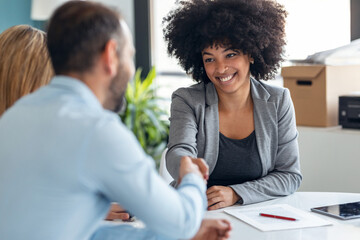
left=163, top=0, right=287, bottom=83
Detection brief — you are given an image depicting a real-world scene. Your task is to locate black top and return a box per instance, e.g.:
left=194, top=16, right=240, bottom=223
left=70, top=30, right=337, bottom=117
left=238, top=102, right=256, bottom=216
left=207, top=131, right=262, bottom=188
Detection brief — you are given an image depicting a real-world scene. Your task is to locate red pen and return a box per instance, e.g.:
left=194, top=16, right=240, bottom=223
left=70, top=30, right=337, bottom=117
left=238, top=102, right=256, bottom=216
left=259, top=213, right=297, bottom=221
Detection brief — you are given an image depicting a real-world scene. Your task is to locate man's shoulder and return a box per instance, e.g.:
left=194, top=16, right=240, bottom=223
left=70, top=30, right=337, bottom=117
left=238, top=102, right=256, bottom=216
left=86, top=109, right=146, bottom=163
left=88, top=109, right=127, bottom=135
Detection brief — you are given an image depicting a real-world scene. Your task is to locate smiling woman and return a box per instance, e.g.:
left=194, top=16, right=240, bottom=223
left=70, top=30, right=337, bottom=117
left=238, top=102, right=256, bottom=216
left=201, top=47, right=253, bottom=96
left=163, top=0, right=302, bottom=210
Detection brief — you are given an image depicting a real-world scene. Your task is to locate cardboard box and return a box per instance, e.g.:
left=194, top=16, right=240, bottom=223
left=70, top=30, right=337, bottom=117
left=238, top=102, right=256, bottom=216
left=281, top=65, right=360, bottom=127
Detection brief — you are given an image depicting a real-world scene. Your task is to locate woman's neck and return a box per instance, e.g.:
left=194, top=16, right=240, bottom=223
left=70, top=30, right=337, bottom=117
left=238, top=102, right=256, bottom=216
left=217, top=82, right=252, bottom=113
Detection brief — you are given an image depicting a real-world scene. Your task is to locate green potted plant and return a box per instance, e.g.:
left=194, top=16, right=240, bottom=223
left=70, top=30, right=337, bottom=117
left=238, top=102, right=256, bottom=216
left=120, top=67, right=169, bottom=168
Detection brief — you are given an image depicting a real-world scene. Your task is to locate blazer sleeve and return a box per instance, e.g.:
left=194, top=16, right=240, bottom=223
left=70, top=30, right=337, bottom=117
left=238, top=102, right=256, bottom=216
left=230, top=88, right=302, bottom=204
left=166, top=89, right=199, bottom=181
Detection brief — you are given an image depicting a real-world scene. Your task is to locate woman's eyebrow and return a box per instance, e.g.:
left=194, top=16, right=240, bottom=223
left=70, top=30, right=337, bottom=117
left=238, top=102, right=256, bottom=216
left=202, top=48, right=239, bottom=56
left=223, top=48, right=240, bottom=53
left=202, top=51, right=213, bottom=56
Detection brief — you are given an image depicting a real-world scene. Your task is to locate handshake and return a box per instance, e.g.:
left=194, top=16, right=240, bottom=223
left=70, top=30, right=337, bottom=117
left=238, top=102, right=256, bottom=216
left=178, top=156, right=209, bottom=185
left=107, top=156, right=232, bottom=240
left=179, top=156, right=232, bottom=240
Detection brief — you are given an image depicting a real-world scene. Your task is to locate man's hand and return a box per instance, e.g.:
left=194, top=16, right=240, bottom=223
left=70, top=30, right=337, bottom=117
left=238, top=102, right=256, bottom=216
left=191, top=219, right=231, bottom=240
left=105, top=203, right=130, bottom=221
left=207, top=186, right=240, bottom=210
left=178, top=156, right=209, bottom=184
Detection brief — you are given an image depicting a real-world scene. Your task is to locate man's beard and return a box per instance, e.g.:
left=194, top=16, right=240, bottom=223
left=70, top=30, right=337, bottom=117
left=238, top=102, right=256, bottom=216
left=116, top=95, right=127, bottom=115
left=110, top=91, right=126, bottom=114
left=103, top=72, right=127, bottom=113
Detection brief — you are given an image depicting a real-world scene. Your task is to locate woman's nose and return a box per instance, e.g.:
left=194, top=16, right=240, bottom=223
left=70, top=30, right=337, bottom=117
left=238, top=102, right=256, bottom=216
left=216, top=62, right=228, bottom=73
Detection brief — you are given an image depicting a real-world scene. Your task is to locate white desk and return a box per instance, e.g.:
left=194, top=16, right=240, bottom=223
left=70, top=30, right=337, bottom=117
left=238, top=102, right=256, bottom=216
left=205, top=192, right=360, bottom=240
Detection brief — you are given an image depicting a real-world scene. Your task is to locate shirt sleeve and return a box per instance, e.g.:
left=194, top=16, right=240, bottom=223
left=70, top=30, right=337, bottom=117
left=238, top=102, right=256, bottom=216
left=90, top=222, right=173, bottom=240
left=230, top=88, right=302, bottom=204
left=81, top=115, right=206, bottom=239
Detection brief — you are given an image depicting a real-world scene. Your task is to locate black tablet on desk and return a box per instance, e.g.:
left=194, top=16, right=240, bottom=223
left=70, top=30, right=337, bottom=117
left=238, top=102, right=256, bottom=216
left=311, top=201, right=360, bottom=220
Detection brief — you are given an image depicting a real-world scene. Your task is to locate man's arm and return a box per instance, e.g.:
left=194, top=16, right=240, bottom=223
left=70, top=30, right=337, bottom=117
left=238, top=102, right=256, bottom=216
left=83, top=117, right=207, bottom=239
left=91, top=219, right=231, bottom=240
left=91, top=223, right=173, bottom=240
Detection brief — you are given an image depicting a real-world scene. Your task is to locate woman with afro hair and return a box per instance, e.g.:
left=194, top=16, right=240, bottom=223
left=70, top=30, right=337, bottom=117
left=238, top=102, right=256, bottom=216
left=163, top=0, right=302, bottom=210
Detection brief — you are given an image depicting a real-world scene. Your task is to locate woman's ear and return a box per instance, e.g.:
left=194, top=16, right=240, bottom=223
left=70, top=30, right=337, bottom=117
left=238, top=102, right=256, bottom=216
left=249, top=55, right=254, bottom=64
left=102, top=39, right=119, bottom=77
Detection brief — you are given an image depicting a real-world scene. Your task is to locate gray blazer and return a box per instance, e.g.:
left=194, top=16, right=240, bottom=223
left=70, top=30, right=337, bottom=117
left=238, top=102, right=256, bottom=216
left=166, top=78, right=302, bottom=205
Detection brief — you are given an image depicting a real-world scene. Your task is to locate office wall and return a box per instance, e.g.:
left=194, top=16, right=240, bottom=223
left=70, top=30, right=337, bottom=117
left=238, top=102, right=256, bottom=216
left=0, top=0, right=41, bottom=33
left=0, top=0, right=134, bottom=34
left=101, top=0, right=134, bottom=36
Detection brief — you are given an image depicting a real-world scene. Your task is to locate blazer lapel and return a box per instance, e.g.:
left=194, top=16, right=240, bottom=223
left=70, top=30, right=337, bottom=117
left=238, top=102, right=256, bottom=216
left=204, top=83, right=220, bottom=174
left=251, top=78, right=275, bottom=176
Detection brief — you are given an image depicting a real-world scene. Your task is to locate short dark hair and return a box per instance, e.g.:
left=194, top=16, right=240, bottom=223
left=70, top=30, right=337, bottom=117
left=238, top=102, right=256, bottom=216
left=47, top=1, right=123, bottom=75
left=163, top=0, right=287, bottom=83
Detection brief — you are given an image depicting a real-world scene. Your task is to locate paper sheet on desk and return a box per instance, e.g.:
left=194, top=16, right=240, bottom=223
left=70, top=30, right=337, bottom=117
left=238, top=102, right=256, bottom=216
left=224, top=204, right=332, bottom=232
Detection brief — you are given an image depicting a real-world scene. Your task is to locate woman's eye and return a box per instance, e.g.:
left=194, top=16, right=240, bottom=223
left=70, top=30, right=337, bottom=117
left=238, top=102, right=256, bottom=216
left=204, top=58, right=214, bottom=63
left=226, top=53, right=236, bottom=58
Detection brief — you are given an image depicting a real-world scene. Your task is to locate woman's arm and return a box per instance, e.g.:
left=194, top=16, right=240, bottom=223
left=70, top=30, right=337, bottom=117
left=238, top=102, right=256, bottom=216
left=166, top=89, right=199, bottom=181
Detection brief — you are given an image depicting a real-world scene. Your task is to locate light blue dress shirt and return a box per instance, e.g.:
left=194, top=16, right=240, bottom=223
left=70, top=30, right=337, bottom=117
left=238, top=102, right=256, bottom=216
left=0, top=76, right=206, bottom=240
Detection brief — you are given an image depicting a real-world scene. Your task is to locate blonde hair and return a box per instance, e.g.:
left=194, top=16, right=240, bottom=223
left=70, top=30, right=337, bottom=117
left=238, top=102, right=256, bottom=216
left=0, top=25, right=53, bottom=116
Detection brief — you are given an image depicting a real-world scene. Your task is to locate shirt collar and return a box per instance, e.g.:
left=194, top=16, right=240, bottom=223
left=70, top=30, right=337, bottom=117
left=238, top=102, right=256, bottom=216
left=50, top=75, right=103, bottom=110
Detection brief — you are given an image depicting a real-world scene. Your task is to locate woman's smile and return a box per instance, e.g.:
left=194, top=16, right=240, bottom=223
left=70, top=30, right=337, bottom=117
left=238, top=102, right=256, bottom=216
left=216, top=73, right=236, bottom=82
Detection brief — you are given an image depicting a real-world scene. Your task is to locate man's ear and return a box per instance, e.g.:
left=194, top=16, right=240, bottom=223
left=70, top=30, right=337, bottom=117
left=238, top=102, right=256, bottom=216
left=102, top=39, right=119, bottom=77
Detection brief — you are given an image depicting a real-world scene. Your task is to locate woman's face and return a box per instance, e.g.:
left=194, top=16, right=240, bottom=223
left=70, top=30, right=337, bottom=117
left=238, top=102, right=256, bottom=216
left=202, top=44, right=252, bottom=95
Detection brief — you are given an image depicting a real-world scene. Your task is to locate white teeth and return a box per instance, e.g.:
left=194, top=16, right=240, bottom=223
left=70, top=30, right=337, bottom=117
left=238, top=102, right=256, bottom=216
left=219, top=74, right=234, bottom=82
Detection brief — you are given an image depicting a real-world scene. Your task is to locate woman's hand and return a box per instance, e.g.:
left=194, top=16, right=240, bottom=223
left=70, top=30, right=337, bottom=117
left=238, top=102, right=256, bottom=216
left=105, top=203, right=130, bottom=221
left=206, top=186, right=240, bottom=210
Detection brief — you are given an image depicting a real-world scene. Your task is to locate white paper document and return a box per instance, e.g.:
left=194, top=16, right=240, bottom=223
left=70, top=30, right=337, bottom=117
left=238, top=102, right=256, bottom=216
left=224, top=204, right=332, bottom=232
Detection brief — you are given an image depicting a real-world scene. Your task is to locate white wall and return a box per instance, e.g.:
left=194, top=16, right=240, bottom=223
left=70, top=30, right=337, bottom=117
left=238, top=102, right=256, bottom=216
left=31, top=0, right=135, bottom=36
left=97, top=0, right=134, bottom=36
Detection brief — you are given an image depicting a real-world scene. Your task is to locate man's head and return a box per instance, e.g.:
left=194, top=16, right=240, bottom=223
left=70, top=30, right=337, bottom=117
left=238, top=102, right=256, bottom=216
left=47, top=1, right=135, bottom=112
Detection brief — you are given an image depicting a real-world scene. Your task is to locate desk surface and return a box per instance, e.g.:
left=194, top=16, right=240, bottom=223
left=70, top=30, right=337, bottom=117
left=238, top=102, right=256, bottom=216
left=205, top=192, right=360, bottom=240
